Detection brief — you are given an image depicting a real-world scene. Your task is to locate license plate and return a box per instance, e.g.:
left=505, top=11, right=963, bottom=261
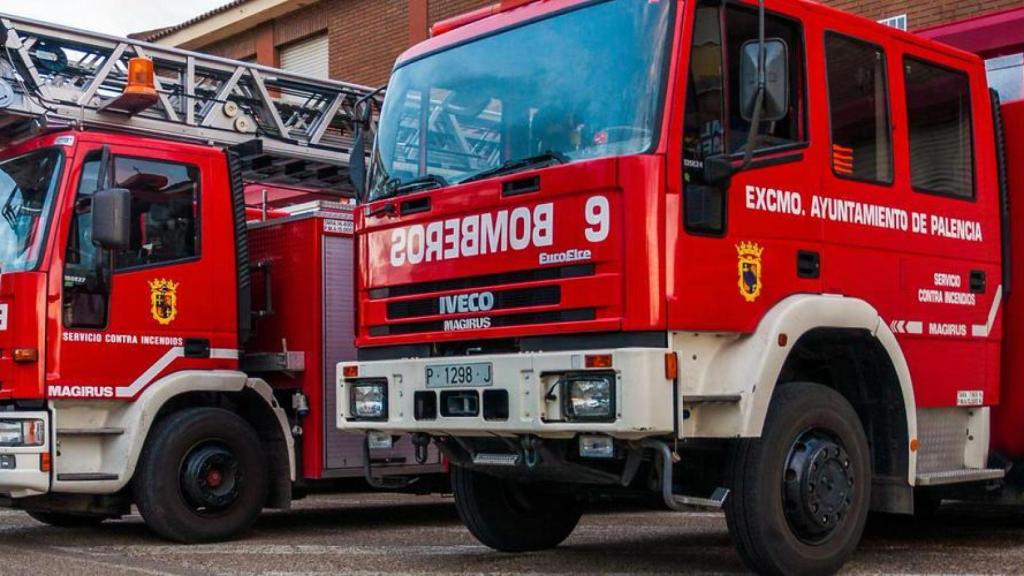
left=426, top=362, right=493, bottom=388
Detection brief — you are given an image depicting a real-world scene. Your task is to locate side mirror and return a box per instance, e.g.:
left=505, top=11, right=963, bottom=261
left=350, top=125, right=367, bottom=201
left=703, top=155, right=734, bottom=189
left=91, top=188, right=131, bottom=250
left=350, top=85, right=386, bottom=202
left=739, top=38, right=789, bottom=123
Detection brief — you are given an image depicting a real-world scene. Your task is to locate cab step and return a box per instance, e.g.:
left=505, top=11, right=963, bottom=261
left=56, top=473, right=119, bottom=482
left=56, top=427, right=125, bottom=436
left=684, top=394, right=742, bottom=405
left=916, top=468, right=1005, bottom=486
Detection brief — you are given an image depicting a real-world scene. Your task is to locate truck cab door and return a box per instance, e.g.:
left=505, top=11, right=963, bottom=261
left=54, top=144, right=236, bottom=400
left=671, top=2, right=822, bottom=332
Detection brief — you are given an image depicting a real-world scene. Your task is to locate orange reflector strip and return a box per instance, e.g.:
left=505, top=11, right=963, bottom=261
left=40, top=452, right=51, bottom=473
left=585, top=354, right=612, bottom=369
left=910, top=438, right=920, bottom=452
left=665, top=352, right=678, bottom=380
left=13, top=348, right=38, bottom=363
left=343, top=365, right=358, bottom=378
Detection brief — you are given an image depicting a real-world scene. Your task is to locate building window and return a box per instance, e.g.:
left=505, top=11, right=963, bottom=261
left=987, top=53, right=1024, bottom=102
left=279, top=34, right=329, bottom=79
left=904, top=57, right=974, bottom=199
left=825, top=33, right=892, bottom=184
left=878, top=15, right=908, bottom=31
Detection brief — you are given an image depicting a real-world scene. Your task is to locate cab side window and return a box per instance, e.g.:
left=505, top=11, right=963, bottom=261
left=825, top=33, right=893, bottom=184
left=112, top=157, right=200, bottom=269
left=683, top=3, right=806, bottom=234
left=63, top=154, right=106, bottom=328
left=904, top=57, right=974, bottom=199
left=723, top=6, right=806, bottom=153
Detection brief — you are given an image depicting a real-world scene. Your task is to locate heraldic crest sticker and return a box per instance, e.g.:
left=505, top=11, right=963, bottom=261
left=736, top=242, right=764, bottom=303
left=149, top=278, right=179, bottom=325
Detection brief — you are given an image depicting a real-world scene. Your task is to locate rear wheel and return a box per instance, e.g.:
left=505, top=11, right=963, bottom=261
left=451, top=466, right=582, bottom=552
left=726, top=382, right=871, bottom=576
left=27, top=511, right=108, bottom=527
left=133, top=407, right=268, bottom=543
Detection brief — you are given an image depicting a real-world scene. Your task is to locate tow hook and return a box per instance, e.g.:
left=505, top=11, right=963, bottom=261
left=641, top=439, right=730, bottom=510
left=412, top=433, right=431, bottom=464
left=521, top=435, right=541, bottom=468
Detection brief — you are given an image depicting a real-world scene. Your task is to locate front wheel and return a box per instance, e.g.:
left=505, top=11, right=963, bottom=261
left=133, top=407, right=268, bottom=543
left=451, top=466, right=582, bottom=552
left=726, top=382, right=871, bottom=576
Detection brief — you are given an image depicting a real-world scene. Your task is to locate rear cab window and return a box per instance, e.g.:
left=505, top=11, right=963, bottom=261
left=825, top=33, right=893, bottom=185
left=904, top=57, right=975, bottom=200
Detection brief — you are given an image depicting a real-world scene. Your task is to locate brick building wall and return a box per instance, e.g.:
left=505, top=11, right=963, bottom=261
left=178, top=0, right=1019, bottom=87
left=190, top=0, right=492, bottom=86
left=822, top=0, right=1023, bottom=32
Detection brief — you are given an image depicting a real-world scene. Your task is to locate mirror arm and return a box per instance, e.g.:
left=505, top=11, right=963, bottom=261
left=96, top=145, right=112, bottom=190
left=737, top=0, right=767, bottom=174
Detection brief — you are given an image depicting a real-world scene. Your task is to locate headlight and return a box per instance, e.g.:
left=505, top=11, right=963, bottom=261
left=349, top=380, right=387, bottom=420
left=562, top=372, right=616, bottom=422
left=0, top=419, right=44, bottom=447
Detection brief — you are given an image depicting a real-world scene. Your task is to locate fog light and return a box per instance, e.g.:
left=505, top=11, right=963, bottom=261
left=579, top=435, right=615, bottom=459
left=350, top=380, right=387, bottom=420
left=0, top=419, right=44, bottom=447
left=562, top=372, right=615, bottom=421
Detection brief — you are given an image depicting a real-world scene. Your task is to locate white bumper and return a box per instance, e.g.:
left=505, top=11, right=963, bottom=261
left=0, top=411, right=50, bottom=498
left=338, top=348, right=675, bottom=439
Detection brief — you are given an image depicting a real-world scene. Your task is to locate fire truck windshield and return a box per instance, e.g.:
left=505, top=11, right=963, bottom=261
left=369, top=0, right=674, bottom=200
left=0, top=149, right=63, bottom=273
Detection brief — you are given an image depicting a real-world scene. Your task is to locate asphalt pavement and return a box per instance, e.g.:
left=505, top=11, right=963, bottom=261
left=0, top=493, right=1022, bottom=575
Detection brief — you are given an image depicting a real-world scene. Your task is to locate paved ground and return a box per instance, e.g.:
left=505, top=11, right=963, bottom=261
left=0, top=493, right=1022, bottom=575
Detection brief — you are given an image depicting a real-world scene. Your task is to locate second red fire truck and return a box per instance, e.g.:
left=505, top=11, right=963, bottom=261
left=340, top=0, right=1024, bottom=574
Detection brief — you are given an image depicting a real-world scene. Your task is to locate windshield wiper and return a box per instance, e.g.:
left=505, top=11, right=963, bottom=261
left=460, top=151, right=569, bottom=185
left=375, top=173, right=449, bottom=200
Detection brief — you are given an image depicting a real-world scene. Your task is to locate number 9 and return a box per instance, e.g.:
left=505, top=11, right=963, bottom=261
left=585, top=195, right=609, bottom=243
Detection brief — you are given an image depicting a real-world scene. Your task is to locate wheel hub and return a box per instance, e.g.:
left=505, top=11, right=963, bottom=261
left=783, top=429, right=855, bottom=543
left=181, top=443, right=242, bottom=511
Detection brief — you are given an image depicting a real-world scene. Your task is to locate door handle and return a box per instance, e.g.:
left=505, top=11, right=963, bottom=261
left=797, top=251, right=820, bottom=279
left=184, top=338, right=211, bottom=358
left=969, top=270, right=986, bottom=294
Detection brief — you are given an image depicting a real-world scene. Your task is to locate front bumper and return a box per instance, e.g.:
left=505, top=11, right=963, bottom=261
left=338, top=348, right=675, bottom=439
left=0, top=411, right=50, bottom=498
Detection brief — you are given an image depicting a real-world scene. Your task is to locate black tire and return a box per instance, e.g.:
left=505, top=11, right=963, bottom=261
left=451, top=466, right=582, bottom=552
left=133, top=407, right=268, bottom=543
left=726, top=382, right=871, bottom=576
left=27, top=511, right=108, bottom=527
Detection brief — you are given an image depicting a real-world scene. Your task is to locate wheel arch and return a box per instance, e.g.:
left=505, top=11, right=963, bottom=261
left=145, top=377, right=295, bottom=509
left=721, top=295, right=918, bottom=491
left=77, top=371, right=295, bottom=508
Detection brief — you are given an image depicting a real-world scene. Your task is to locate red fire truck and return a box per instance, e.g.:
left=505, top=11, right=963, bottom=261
left=339, top=0, right=1024, bottom=573
left=0, top=14, right=439, bottom=543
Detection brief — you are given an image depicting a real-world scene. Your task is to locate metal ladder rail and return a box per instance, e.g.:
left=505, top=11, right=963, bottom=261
left=0, top=12, right=378, bottom=191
